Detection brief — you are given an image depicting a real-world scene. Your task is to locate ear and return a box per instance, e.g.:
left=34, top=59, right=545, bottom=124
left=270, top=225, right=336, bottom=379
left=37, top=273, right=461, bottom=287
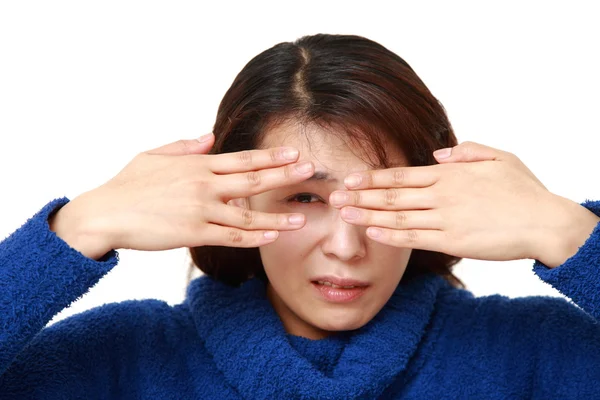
left=227, top=198, right=250, bottom=209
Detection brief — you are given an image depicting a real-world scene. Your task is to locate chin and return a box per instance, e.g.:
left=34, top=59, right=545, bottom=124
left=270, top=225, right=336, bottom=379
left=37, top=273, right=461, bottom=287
left=312, top=312, right=370, bottom=332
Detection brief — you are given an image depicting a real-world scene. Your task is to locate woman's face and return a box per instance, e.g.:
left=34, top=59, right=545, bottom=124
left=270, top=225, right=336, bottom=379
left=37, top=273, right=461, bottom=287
left=246, top=121, right=412, bottom=340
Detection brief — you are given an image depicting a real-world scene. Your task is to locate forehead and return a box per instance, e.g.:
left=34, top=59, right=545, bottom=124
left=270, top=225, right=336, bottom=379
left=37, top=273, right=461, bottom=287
left=259, top=120, right=406, bottom=174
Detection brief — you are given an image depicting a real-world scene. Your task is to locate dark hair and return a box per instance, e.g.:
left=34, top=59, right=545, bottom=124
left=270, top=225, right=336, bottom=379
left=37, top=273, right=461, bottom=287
left=189, top=34, right=464, bottom=289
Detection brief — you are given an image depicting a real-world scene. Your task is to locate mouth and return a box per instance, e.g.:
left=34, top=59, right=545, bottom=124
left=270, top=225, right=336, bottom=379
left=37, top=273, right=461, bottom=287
left=310, top=276, right=369, bottom=288
left=311, top=279, right=369, bottom=303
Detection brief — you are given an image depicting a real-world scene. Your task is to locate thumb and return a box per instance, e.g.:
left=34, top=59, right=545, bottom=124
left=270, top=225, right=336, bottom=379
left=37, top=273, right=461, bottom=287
left=145, top=133, right=215, bottom=156
left=433, top=141, right=509, bottom=163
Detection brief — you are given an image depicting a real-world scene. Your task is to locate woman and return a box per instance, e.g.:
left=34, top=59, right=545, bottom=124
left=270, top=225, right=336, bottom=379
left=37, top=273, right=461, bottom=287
left=1, top=34, right=599, bottom=399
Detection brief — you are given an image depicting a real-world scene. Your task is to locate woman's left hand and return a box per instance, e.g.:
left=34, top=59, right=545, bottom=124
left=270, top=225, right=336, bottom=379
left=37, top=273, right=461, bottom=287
left=330, top=141, right=600, bottom=268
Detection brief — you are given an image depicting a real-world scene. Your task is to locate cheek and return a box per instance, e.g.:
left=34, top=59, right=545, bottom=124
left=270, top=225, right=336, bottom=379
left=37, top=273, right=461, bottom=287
left=371, top=246, right=412, bottom=284
left=260, top=221, right=321, bottom=264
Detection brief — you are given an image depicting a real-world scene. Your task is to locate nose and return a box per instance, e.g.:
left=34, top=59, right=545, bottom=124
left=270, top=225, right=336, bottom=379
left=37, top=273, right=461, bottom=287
left=321, top=210, right=367, bottom=262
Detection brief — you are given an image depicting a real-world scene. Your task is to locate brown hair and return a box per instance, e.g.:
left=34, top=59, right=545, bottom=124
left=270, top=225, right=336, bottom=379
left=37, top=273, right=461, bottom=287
left=189, top=34, right=464, bottom=289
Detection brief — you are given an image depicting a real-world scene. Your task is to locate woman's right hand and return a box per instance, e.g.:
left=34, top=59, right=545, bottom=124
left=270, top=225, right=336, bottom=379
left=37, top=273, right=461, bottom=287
left=49, top=134, right=315, bottom=260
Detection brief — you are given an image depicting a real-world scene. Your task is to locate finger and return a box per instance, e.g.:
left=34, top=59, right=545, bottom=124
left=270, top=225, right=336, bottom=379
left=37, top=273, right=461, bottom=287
left=209, top=205, right=306, bottom=231
left=329, top=188, right=434, bottom=210
left=340, top=207, right=442, bottom=230
left=365, top=226, right=445, bottom=252
left=198, top=224, right=280, bottom=248
left=433, top=141, right=512, bottom=164
left=343, top=165, right=439, bottom=190
left=207, top=147, right=300, bottom=174
left=216, top=161, right=315, bottom=199
left=145, top=134, right=215, bottom=156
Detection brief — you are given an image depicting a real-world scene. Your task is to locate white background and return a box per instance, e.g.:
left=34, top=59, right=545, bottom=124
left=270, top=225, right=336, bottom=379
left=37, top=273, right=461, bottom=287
left=1, top=1, right=598, bottom=325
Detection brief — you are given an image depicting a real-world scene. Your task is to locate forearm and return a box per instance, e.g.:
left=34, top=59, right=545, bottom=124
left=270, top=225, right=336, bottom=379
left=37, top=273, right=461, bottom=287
left=532, top=198, right=600, bottom=319
left=0, top=198, right=119, bottom=376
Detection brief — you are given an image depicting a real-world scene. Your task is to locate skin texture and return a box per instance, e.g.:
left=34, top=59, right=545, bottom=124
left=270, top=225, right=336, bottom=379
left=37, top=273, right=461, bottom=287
left=334, top=141, right=600, bottom=269
left=48, top=135, right=314, bottom=260
left=49, top=124, right=599, bottom=341
left=232, top=123, right=600, bottom=340
left=235, top=121, right=412, bottom=340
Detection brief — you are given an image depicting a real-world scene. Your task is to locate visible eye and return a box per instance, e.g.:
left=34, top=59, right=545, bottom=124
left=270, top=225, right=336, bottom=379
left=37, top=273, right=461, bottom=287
left=286, top=193, right=324, bottom=204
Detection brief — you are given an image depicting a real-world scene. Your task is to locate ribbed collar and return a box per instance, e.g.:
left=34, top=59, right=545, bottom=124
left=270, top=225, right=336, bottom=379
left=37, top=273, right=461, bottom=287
left=186, top=272, right=449, bottom=399
left=286, top=330, right=351, bottom=377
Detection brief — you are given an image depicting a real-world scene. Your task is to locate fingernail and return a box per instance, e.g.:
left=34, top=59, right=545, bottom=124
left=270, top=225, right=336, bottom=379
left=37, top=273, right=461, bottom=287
left=331, top=192, right=349, bottom=206
left=344, top=174, right=362, bottom=188
left=341, top=207, right=360, bottom=220
left=295, top=161, right=313, bottom=174
left=433, top=148, right=451, bottom=159
left=283, top=148, right=299, bottom=160
left=288, top=214, right=305, bottom=225
left=264, top=231, right=278, bottom=240
left=367, top=227, right=382, bottom=238
left=197, top=133, right=213, bottom=143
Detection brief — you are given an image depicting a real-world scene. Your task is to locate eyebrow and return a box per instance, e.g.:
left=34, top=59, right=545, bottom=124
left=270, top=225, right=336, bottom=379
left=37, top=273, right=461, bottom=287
left=299, top=163, right=405, bottom=184
left=306, top=170, right=338, bottom=183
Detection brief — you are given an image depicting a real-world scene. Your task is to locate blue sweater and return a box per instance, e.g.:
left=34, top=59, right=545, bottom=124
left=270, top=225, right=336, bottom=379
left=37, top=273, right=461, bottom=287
left=1, top=197, right=600, bottom=399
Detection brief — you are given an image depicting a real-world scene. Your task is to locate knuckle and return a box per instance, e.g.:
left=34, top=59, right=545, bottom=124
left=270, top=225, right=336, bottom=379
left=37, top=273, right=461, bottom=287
left=176, top=139, right=188, bottom=149
left=283, top=164, right=292, bottom=180
left=269, top=148, right=279, bottom=163
left=462, top=143, right=477, bottom=156
left=190, top=180, right=212, bottom=199
left=507, top=152, right=520, bottom=162
left=180, top=140, right=193, bottom=153
left=129, top=153, right=146, bottom=170
left=239, top=150, right=253, bottom=166
left=458, top=145, right=470, bottom=156
left=227, top=229, right=244, bottom=244
left=392, top=230, right=418, bottom=244
left=384, top=189, right=397, bottom=206
left=247, top=171, right=261, bottom=186
left=406, top=230, right=419, bottom=243
left=462, top=141, right=476, bottom=148
left=392, top=169, right=405, bottom=186
left=364, top=171, right=374, bottom=187
left=241, top=208, right=254, bottom=227
left=276, top=213, right=288, bottom=226
left=188, top=207, right=208, bottom=232
left=360, top=209, right=371, bottom=224
left=353, top=191, right=362, bottom=206
left=395, top=211, right=407, bottom=228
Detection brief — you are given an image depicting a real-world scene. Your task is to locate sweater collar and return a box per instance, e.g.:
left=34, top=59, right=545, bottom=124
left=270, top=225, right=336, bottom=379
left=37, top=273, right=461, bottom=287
left=186, top=272, right=449, bottom=399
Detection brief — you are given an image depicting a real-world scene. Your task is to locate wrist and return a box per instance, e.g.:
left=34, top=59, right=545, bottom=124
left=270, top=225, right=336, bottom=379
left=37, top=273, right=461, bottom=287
left=48, top=194, right=115, bottom=261
left=532, top=194, right=600, bottom=268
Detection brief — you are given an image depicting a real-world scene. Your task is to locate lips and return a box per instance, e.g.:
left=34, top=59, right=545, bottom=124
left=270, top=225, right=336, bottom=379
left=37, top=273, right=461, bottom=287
left=310, top=275, right=369, bottom=288
left=311, top=281, right=369, bottom=303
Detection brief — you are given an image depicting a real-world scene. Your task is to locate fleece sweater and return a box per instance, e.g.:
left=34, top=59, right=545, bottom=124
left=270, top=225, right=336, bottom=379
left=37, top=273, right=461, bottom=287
left=1, top=197, right=600, bottom=399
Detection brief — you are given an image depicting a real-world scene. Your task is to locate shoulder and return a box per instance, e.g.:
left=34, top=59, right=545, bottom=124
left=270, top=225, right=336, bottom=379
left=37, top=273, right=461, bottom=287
left=441, top=286, right=595, bottom=324
left=419, top=286, right=600, bottom=384
left=0, top=299, right=203, bottom=398
left=34, top=298, right=197, bottom=358
left=49, top=298, right=178, bottom=328
left=436, top=287, right=600, bottom=347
